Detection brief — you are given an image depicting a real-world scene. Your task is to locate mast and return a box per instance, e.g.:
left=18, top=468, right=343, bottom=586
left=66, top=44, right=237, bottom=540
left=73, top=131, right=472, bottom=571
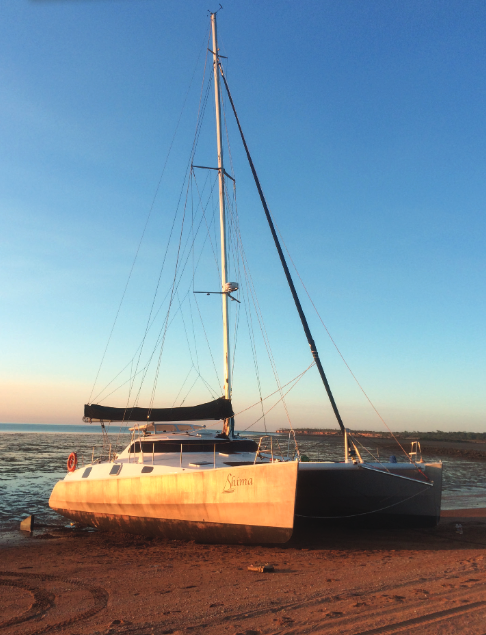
left=211, top=12, right=234, bottom=437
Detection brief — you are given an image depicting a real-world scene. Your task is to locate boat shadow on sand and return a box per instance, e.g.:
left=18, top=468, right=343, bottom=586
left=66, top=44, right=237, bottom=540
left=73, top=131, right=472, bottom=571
left=10, top=518, right=486, bottom=553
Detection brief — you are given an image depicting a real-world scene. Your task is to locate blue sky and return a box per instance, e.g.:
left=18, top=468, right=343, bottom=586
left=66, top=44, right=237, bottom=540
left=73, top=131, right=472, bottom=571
left=1, top=0, right=485, bottom=432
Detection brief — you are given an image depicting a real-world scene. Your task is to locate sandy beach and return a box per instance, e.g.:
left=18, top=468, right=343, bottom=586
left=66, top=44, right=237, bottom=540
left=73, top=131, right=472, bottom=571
left=2, top=511, right=486, bottom=635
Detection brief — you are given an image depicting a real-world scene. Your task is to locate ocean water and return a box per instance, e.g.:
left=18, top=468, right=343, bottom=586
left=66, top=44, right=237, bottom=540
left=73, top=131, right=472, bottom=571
left=0, top=423, right=113, bottom=434
left=0, top=426, right=129, bottom=531
left=1, top=425, right=485, bottom=531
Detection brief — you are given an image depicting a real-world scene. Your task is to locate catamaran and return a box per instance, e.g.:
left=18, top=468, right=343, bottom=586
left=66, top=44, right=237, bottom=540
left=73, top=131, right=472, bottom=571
left=49, top=12, right=442, bottom=543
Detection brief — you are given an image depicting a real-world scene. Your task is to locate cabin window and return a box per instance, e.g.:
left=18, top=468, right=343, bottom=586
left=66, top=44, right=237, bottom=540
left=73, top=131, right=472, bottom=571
left=82, top=467, right=92, bottom=478
left=141, top=466, right=154, bottom=473
left=110, top=464, right=122, bottom=476
left=128, top=439, right=258, bottom=454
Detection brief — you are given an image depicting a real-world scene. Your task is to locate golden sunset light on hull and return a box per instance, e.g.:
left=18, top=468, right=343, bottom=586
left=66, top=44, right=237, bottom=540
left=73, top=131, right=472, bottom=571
left=49, top=461, right=299, bottom=544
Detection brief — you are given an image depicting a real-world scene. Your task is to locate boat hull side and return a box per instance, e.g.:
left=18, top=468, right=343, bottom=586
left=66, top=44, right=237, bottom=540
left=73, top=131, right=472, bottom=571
left=49, top=461, right=298, bottom=544
left=296, top=462, right=442, bottom=528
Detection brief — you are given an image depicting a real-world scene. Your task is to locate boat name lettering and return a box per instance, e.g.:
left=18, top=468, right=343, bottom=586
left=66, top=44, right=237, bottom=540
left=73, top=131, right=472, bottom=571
left=223, top=473, right=253, bottom=493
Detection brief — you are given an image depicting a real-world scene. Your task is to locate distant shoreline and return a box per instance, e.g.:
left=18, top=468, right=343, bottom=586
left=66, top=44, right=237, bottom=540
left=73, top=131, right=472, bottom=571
left=277, top=428, right=486, bottom=443
left=277, top=429, right=486, bottom=461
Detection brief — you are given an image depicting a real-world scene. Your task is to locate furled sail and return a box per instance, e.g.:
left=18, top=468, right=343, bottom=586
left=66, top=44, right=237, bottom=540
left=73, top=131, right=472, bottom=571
left=83, top=397, right=234, bottom=422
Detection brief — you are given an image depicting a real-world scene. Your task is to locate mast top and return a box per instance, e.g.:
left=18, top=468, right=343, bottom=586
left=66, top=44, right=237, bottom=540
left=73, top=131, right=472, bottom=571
left=208, top=3, right=223, bottom=17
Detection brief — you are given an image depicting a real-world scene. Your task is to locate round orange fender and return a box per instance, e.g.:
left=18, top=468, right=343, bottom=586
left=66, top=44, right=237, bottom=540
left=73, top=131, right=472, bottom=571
left=67, top=452, right=78, bottom=472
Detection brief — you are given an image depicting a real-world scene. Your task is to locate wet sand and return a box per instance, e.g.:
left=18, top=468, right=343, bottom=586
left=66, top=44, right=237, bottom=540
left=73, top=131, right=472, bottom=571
left=2, top=512, right=486, bottom=635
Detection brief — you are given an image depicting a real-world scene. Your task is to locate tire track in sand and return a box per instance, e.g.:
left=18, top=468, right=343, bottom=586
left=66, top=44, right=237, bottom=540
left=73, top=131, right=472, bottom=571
left=263, top=564, right=486, bottom=634
left=175, top=561, right=486, bottom=634
left=0, top=571, right=108, bottom=634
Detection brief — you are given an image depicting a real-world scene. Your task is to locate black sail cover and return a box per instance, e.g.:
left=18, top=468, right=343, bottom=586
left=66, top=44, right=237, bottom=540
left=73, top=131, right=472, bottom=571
left=84, top=397, right=234, bottom=422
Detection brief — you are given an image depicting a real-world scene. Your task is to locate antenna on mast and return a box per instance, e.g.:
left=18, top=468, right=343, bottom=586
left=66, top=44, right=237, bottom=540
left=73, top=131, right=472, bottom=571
left=208, top=4, right=223, bottom=16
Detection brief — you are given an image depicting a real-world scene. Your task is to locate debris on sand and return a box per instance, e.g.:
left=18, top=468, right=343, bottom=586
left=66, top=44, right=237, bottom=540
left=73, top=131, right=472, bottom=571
left=247, top=563, right=274, bottom=573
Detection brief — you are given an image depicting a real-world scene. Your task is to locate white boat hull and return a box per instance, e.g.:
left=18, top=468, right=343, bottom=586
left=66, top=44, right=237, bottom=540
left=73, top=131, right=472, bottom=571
left=49, top=461, right=299, bottom=544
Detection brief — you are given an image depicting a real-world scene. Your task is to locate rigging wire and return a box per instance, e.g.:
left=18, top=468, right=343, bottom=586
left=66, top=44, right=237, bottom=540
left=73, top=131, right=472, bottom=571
left=220, top=86, right=272, bottom=430
left=187, top=293, right=200, bottom=380
left=224, top=181, right=242, bottom=392
left=125, top=170, right=189, bottom=409
left=96, top=168, right=226, bottom=406
left=171, top=365, right=194, bottom=406
left=179, top=374, right=201, bottom=407
left=241, top=283, right=267, bottom=431
left=102, top=77, right=217, bottom=412
left=230, top=200, right=297, bottom=432
left=93, top=30, right=310, bottom=445
left=127, top=62, right=214, bottom=410
left=88, top=25, right=211, bottom=406
left=91, top=279, right=183, bottom=405
left=97, top=289, right=192, bottom=405
left=272, top=218, right=410, bottom=459
left=93, top=28, right=214, bottom=422
left=101, top=170, right=225, bottom=408
left=147, top=175, right=192, bottom=414
left=234, top=362, right=316, bottom=417
left=176, top=291, right=219, bottom=399
left=243, top=362, right=315, bottom=430
left=191, top=170, right=221, bottom=280
left=193, top=294, right=222, bottom=391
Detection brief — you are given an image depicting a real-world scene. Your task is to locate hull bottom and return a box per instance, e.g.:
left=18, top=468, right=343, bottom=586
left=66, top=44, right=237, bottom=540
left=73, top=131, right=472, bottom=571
left=52, top=507, right=293, bottom=544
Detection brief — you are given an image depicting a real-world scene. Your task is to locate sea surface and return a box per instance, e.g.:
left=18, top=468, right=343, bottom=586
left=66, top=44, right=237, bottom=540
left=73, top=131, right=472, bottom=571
left=1, top=424, right=486, bottom=531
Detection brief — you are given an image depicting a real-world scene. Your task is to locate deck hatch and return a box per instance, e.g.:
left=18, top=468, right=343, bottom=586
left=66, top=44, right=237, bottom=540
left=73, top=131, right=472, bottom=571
left=223, top=461, right=255, bottom=466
